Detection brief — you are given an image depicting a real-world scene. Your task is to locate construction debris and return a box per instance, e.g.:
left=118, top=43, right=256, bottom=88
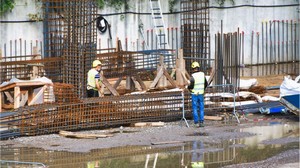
left=280, top=94, right=300, bottom=116
left=204, top=116, right=223, bottom=121
left=59, top=130, right=113, bottom=139
left=133, top=122, right=165, bottom=127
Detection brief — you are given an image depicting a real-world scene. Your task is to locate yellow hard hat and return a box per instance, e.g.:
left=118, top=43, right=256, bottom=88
left=191, top=62, right=200, bottom=69
left=92, top=60, right=102, bottom=67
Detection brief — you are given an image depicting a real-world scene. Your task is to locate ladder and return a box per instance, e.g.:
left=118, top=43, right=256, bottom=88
left=149, top=0, right=170, bottom=51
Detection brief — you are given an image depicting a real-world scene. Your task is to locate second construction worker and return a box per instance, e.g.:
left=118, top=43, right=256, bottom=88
left=187, top=62, right=208, bottom=127
left=87, top=60, right=103, bottom=98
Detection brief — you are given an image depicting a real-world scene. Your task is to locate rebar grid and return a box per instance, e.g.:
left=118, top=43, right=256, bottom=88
left=0, top=58, right=63, bottom=83
left=204, top=84, right=238, bottom=120
left=52, top=83, right=81, bottom=104
left=43, top=0, right=98, bottom=98
left=181, top=0, right=210, bottom=73
left=96, top=51, right=174, bottom=79
left=1, top=90, right=183, bottom=137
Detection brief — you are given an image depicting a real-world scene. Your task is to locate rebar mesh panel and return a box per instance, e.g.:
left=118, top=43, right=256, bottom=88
left=181, top=0, right=210, bottom=73
left=204, top=84, right=237, bottom=113
left=43, top=0, right=97, bottom=98
left=0, top=90, right=183, bottom=137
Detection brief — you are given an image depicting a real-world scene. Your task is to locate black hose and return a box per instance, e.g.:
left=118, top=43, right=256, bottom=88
left=96, top=16, right=108, bottom=33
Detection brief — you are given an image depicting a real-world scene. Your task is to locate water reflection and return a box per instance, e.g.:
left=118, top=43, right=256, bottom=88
left=0, top=122, right=298, bottom=168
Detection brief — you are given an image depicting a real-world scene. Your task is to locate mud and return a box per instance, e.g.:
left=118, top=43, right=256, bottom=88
left=1, top=114, right=299, bottom=167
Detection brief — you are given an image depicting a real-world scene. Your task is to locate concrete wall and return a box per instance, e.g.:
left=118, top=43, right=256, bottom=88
left=1, top=0, right=298, bottom=64
left=210, top=0, right=300, bottom=64
left=97, top=0, right=181, bottom=51
left=0, top=0, right=43, bottom=56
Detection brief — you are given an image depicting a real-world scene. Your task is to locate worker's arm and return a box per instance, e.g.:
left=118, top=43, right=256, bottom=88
left=187, top=76, right=195, bottom=90
left=95, top=73, right=101, bottom=91
left=204, top=77, right=208, bottom=89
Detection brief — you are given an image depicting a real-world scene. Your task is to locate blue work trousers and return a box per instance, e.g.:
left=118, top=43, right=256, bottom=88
left=191, top=94, right=204, bottom=124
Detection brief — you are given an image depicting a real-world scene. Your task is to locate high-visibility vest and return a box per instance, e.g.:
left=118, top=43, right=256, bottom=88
left=191, top=72, right=205, bottom=94
left=87, top=69, right=99, bottom=90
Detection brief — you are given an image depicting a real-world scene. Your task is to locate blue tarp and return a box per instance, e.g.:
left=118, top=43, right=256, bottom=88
left=280, top=94, right=300, bottom=115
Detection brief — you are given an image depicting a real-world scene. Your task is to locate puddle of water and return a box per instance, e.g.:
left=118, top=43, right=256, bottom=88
left=0, top=122, right=299, bottom=168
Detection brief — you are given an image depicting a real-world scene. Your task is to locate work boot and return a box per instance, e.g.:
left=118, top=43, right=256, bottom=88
left=199, top=122, right=204, bottom=127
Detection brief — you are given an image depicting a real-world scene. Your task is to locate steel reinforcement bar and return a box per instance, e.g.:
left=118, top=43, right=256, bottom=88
left=0, top=90, right=184, bottom=139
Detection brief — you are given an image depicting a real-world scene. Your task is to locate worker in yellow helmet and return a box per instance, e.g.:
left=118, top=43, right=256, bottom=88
left=191, top=141, right=205, bottom=168
left=87, top=60, right=103, bottom=97
left=187, top=62, right=208, bottom=127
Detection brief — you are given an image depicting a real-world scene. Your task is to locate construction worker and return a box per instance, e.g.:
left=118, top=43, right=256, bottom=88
left=191, top=141, right=205, bottom=168
left=187, top=62, right=208, bottom=127
left=87, top=60, right=103, bottom=97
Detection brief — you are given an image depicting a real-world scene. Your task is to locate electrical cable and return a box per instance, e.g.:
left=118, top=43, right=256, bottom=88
left=96, top=15, right=108, bottom=33
left=1, top=3, right=299, bottom=23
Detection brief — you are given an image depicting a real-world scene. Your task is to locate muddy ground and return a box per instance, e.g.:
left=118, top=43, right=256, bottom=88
left=1, top=113, right=299, bottom=167
left=1, top=75, right=299, bottom=167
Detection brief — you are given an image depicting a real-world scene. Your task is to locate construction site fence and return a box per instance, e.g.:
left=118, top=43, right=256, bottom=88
left=204, top=84, right=240, bottom=122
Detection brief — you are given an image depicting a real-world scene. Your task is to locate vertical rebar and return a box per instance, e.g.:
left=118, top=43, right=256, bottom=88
left=262, top=22, right=264, bottom=75
left=265, top=22, right=268, bottom=76
left=250, top=31, right=253, bottom=76
left=277, top=20, right=280, bottom=74
left=286, top=20, right=289, bottom=74
left=273, top=20, right=276, bottom=74
left=256, top=32, right=259, bottom=76
left=269, top=20, right=273, bottom=75
left=282, top=20, right=285, bottom=74
left=241, top=31, right=244, bottom=76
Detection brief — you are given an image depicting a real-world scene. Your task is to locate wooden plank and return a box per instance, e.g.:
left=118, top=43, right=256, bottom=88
left=181, top=71, right=190, bottom=85
left=28, top=85, right=47, bottom=106
left=113, top=77, right=123, bottom=89
left=4, top=92, right=14, bottom=103
left=19, top=92, right=28, bottom=107
left=176, top=49, right=184, bottom=86
left=134, top=75, right=147, bottom=90
left=59, top=130, right=113, bottom=139
left=0, top=82, right=51, bottom=92
left=14, top=86, right=20, bottom=109
left=151, top=141, right=184, bottom=145
left=133, top=122, right=165, bottom=127
left=131, top=76, right=142, bottom=91
left=204, top=115, right=223, bottom=121
left=149, top=67, right=163, bottom=89
left=163, top=69, right=177, bottom=87
left=101, top=76, right=119, bottom=96
left=133, top=123, right=147, bottom=127
left=150, top=122, right=165, bottom=127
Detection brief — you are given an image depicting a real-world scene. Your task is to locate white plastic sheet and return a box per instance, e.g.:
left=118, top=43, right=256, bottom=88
left=239, top=79, right=258, bottom=90
left=280, top=75, right=300, bottom=97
